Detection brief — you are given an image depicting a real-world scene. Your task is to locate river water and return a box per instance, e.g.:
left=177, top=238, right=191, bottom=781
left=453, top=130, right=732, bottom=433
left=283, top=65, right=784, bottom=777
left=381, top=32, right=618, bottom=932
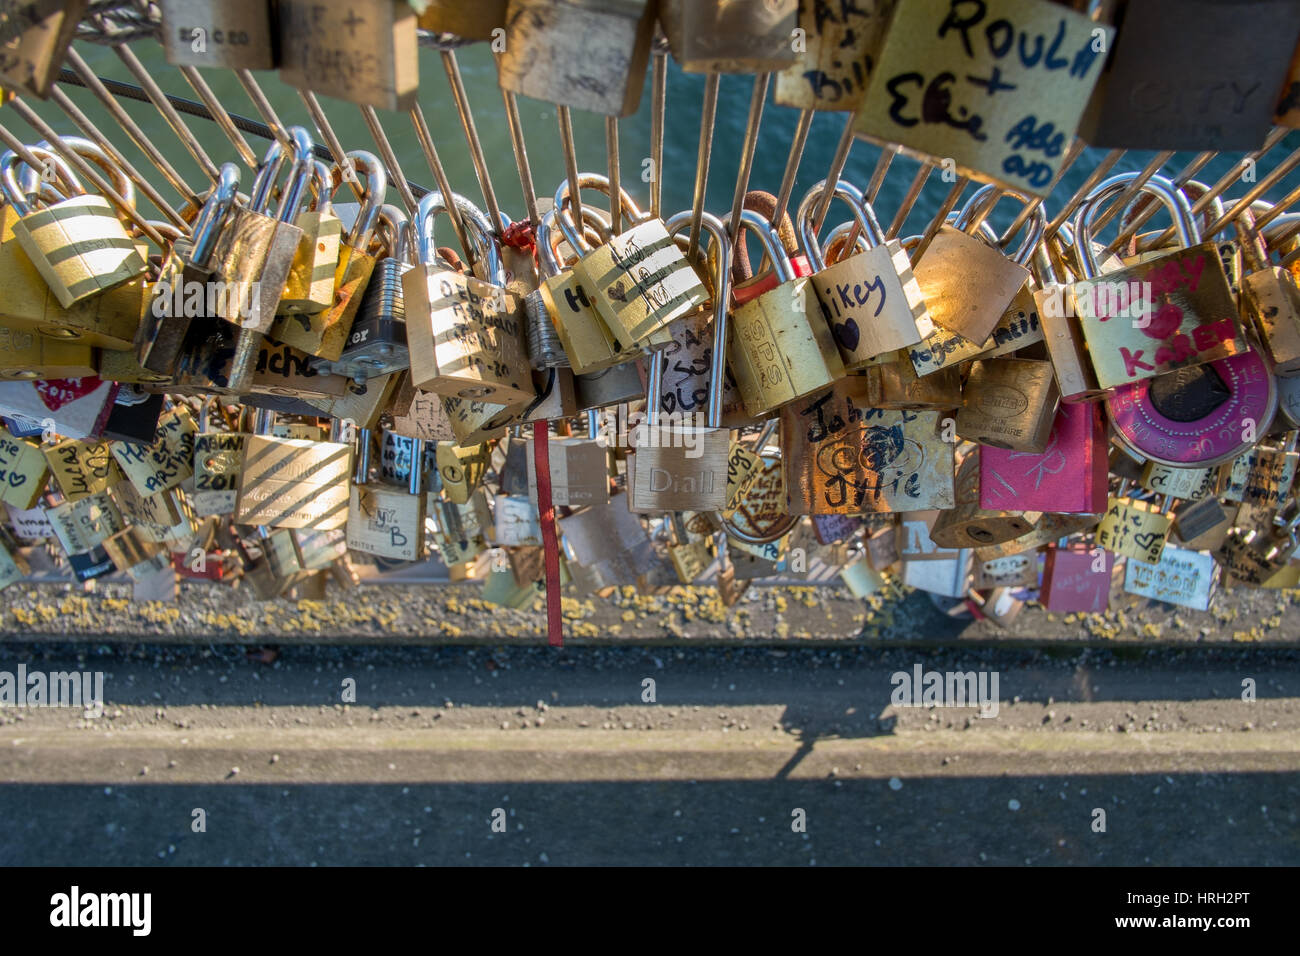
left=20, top=42, right=1300, bottom=250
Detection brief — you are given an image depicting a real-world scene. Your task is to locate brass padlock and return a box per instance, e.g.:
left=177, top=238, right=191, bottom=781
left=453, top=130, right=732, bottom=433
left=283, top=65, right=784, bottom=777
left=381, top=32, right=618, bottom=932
left=1124, top=543, right=1217, bottom=611
left=109, top=403, right=197, bottom=496
left=1070, top=174, right=1245, bottom=390
left=956, top=357, right=1059, bottom=453
left=1217, top=514, right=1300, bottom=587
left=192, top=400, right=245, bottom=517
left=558, top=491, right=656, bottom=589
left=277, top=151, right=386, bottom=361
left=1095, top=484, right=1174, bottom=566
left=1236, top=207, right=1300, bottom=375
left=796, top=177, right=934, bottom=370
left=416, top=0, right=507, bottom=39
left=0, top=323, right=94, bottom=380
left=782, top=378, right=956, bottom=515
left=665, top=512, right=712, bottom=585
left=0, top=423, right=48, bottom=509
left=929, top=448, right=1039, bottom=549
left=628, top=211, right=732, bottom=514
left=659, top=0, right=797, bottom=74
left=728, top=209, right=845, bottom=417
left=43, top=438, right=123, bottom=502
left=1034, top=231, right=1110, bottom=403
left=1077, top=0, right=1300, bottom=152
left=436, top=439, right=489, bottom=506
left=853, top=0, right=1110, bottom=195
left=346, top=428, right=424, bottom=562
left=1173, top=495, right=1233, bottom=551
left=403, top=190, right=534, bottom=405
left=318, top=204, right=411, bottom=381
left=497, top=0, right=655, bottom=116
left=773, top=0, right=892, bottom=111
left=278, top=0, right=418, bottom=111
left=1139, top=461, right=1220, bottom=502
left=46, top=490, right=125, bottom=556
left=276, top=159, right=343, bottom=318
left=526, top=430, right=609, bottom=508
left=136, top=163, right=241, bottom=377
left=1, top=147, right=146, bottom=310
left=862, top=351, right=962, bottom=411
left=562, top=177, right=710, bottom=355
left=910, top=185, right=1041, bottom=347
left=0, top=0, right=85, bottom=97
left=234, top=431, right=352, bottom=531
left=159, top=0, right=278, bottom=69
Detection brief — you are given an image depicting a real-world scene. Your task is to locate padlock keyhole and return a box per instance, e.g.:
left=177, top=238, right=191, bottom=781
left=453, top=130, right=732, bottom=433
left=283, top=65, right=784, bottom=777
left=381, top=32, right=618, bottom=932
left=1148, top=364, right=1230, bottom=423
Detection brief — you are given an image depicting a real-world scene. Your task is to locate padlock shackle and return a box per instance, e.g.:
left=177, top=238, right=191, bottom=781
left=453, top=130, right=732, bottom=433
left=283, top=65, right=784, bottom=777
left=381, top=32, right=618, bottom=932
left=354, top=427, right=371, bottom=484
left=796, top=177, right=884, bottom=272
left=536, top=206, right=609, bottom=277
left=249, top=139, right=286, bottom=214
left=16, top=146, right=84, bottom=203
left=341, top=150, right=388, bottom=250
left=1, top=149, right=73, bottom=216
left=373, top=203, right=412, bottom=263
left=413, top=190, right=504, bottom=287
left=275, top=127, right=315, bottom=225
left=409, top=438, right=424, bottom=496
left=664, top=209, right=731, bottom=429
left=1074, top=174, right=1200, bottom=280
left=307, top=160, right=334, bottom=214
left=190, top=163, right=242, bottom=268
left=734, top=208, right=796, bottom=284
left=553, top=172, right=645, bottom=253
left=955, top=184, right=1046, bottom=266
left=31, top=136, right=135, bottom=211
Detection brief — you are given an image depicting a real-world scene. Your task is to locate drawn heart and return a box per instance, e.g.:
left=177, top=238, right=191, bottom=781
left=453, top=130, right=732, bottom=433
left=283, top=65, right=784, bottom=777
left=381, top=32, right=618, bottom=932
left=35, top=376, right=102, bottom=413
left=1133, top=531, right=1161, bottom=555
left=607, top=281, right=629, bottom=303
left=8, top=472, right=27, bottom=488
left=833, top=319, right=860, bottom=353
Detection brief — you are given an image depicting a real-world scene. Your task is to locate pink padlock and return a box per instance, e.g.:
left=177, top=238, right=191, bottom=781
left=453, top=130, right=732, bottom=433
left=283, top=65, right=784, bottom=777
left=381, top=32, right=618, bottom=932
left=1040, top=545, right=1112, bottom=613
left=979, top=402, right=1108, bottom=513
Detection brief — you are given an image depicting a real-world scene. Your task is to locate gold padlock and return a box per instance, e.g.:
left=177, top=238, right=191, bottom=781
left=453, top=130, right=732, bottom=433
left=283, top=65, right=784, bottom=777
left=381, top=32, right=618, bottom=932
left=929, top=449, right=1040, bottom=549
left=772, top=0, right=892, bottom=111
left=278, top=0, right=418, bottom=111
left=0, top=423, right=48, bottom=509
left=659, top=0, right=796, bottom=74
left=1095, top=484, right=1174, bottom=565
left=1235, top=206, right=1300, bottom=374
left=277, top=159, right=343, bottom=317
left=956, top=357, right=1059, bottom=454
left=346, top=429, right=425, bottom=562
left=0, top=323, right=94, bottom=380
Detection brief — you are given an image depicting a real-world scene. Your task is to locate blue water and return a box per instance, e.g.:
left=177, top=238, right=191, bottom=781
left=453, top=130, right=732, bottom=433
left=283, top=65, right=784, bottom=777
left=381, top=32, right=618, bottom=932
left=20, top=42, right=1300, bottom=250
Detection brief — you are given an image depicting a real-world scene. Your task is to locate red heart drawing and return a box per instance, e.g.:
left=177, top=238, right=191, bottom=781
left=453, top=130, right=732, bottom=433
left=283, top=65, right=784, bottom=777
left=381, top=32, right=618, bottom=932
left=35, top=376, right=103, bottom=412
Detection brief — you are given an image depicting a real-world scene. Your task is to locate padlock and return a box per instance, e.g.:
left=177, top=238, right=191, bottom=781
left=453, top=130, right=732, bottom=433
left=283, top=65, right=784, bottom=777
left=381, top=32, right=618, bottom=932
left=209, top=129, right=314, bottom=392
left=853, top=0, right=1109, bottom=194
left=0, top=323, right=94, bottom=380
left=159, top=0, right=279, bottom=69
left=796, top=177, right=934, bottom=370
left=781, top=378, right=955, bottom=515
left=0, top=533, right=29, bottom=591
left=102, top=525, right=167, bottom=580
left=627, top=211, right=732, bottom=513
left=659, top=0, right=797, bottom=74
left=1216, top=513, right=1300, bottom=587
left=1078, top=0, right=1300, bottom=151
left=929, top=448, right=1038, bottom=549
left=956, top=356, right=1059, bottom=454
left=665, top=512, right=712, bottom=585
left=403, top=190, right=534, bottom=405
left=493, top=492, right=542, bottom=548
left=43, top=438, right=123, bottom=502
left=1124, top=543, right=1218, bottom=611
left=574, top=359, right=645, bottom=412
left=730, top=190, right=814, bottom=309
left=276, top=159, right=343, bottom=318
left=562, top=178, right=710, bottom=355
left=1225, top=433, right=1298, bottom=511
left=973, top=552, right=1038, bottom=590
left=1095, top=483, right=1174, bottom=566
left=772, top=0, right=893, bottom=111
left=317, top=204, right=411, bottom=381
left=0, top=423, right=48, bottom=509
left=1106, top=348, right=1276, bottom=469
left=865, top=521, right=900, bottom=571
left=234, top=427, right=352, bottom=531
left=862, top=351, right=962, bottom=411
left=1, top=147, right=146, bottom=310
left=192, top=399, right=245, bottom=517
left=1235, top=207, right=1300, bottom=375
left=346, top=428, right=424, bottom=562
left=308, top=373, right=399, bottom=431
left=1034, top=230, right=1109, bottom=404
left=46, top=489, right=125, bottom=556
left=903, top=549, right=973, bottom=599
left=910, top=186, right=1041, bottom=347
left=1040, top=544, right=1112, bottom=614
left=0, top=376, right=119, bottom=441
left=430, top=492, right=490, bottom=569
left=378, top=428, right=432, bottom=486
left=416, top=0, right=508, bottom=39
left=526, top=430, right=609, bottom=508
left=0, top=0, right=85, bottom=97
left=278, top=0, right=418, bottom=111
left=497, top=0, right=655, bottom=116
left=109, top=403, right=197, bottom=497
left=136, top=163, right=241, bottom=377
left=436, top=440, right=489, bottom=506
left=728, top=209, right=845, bottom=417
left=535, top=204, right=627, bottom=374
left=276, top=152, right=386, bottom=361
left=1070, top=174, right=1245, bottom=390
left=979, top=400, right=1108, bottom=514
left=560, top=489, right=657, bottom=588
left=1173, top=495, right=1233, bottom=552
left=1139, top=461, right=1219, bottom=502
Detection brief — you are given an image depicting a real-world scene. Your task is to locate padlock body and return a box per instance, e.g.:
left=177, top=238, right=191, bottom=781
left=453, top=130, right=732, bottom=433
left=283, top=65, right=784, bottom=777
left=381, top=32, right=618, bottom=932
left=160, top=0, right=279, bottom=69
left=911, top=225, right=1030, bottom=345
left=773, top=0, right=891, bottom=111
left=659, top=0, right=796, bottom=74
left=278, top=0, right=418, bottom=111
left=347, top=484, right=423, bottom=561
left=278, top=209, right=343, bottom=316
left=956, top=357, right=1059, bottom=453
left=627, top=426, right=729, bottom=513
left=13, top=196, right=146, bottom=310
left=979, top=401, right=1107, bottom=513
left=1096, top=496, right=1172, bottom=565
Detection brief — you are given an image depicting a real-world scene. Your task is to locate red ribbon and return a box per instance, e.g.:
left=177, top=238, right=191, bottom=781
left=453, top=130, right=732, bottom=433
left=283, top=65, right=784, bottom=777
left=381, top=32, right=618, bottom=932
left=502, top=220, right=537, bottom=254
left=533, top=421, right=563, bottom=647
